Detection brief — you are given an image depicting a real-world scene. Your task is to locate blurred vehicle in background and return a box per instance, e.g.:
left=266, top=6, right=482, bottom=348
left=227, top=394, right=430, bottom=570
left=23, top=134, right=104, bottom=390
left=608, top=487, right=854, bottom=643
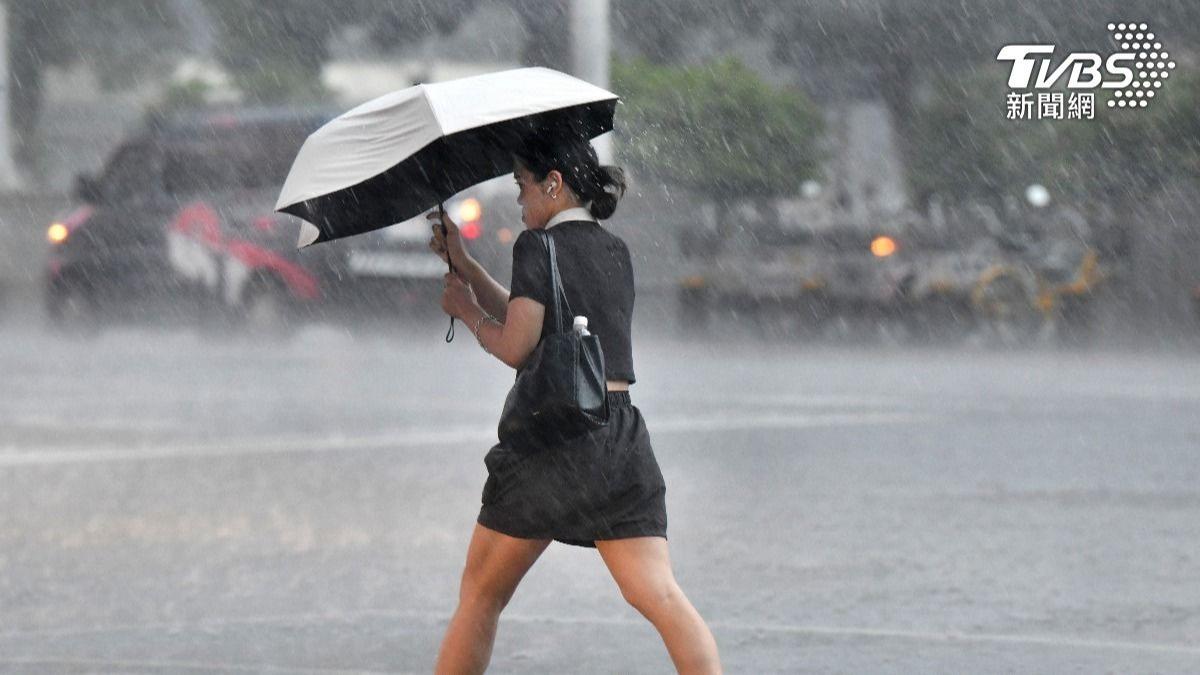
left=902, top=211, right=1111, bottom=346
left=42, top=106, right=523, bottom=337
left=677, top=224, right=910, bottom=338
left=677, top=207, right=1112, bottom=345
left=44, top=107, right=348, bottom=336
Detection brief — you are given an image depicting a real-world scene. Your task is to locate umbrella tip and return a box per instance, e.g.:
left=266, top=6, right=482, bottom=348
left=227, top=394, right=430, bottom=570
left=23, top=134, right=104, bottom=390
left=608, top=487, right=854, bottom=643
left=297, top=221, right=321, bottom=249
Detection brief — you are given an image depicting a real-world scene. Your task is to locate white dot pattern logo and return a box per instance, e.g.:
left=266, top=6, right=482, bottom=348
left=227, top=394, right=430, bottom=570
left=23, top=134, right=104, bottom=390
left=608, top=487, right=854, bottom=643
left=1110, top=22, right=1171, bottom=111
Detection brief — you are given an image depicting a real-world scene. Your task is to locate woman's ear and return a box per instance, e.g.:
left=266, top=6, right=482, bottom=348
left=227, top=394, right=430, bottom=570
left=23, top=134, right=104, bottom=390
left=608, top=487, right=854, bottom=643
left=545, top=170, right=563, bottom=193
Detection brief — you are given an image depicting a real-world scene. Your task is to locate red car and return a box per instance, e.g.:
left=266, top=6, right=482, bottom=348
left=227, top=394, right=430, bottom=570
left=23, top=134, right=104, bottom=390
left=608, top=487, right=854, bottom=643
left=45, top=107, right=349, bottom=336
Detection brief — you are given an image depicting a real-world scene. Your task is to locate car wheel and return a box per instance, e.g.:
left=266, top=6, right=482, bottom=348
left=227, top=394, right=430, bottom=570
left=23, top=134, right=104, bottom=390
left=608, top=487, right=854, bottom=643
left=794, top=293, right=831, bottom=341
left=240, top=282, right=295, bottom=341
left=46, top=284, right=99, bottom=338
left=678, top=286, right=710, bottom=334
left=976, top=276, right=1041, bottom=347
left=904, top=296, right=973, bottom=346
left=1054, top=296, right=1095, bottom=347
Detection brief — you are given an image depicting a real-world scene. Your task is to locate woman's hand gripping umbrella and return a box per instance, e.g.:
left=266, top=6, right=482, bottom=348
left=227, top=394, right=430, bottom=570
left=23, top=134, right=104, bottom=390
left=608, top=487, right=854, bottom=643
left=428, top=207, right=474, bottom=340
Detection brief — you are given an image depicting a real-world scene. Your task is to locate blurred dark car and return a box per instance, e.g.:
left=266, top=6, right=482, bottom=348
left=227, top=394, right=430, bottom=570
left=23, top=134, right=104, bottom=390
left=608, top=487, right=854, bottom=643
left=44, top=106, right=351, bottom=335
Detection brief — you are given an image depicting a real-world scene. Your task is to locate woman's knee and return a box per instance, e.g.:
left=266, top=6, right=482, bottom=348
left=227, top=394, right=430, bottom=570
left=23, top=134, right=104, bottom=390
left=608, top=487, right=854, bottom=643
left=621, top=576, right=686, bottom=619
left=458, top=585, right=511, bottom=616
left=596, top=536, right=683, bottom=617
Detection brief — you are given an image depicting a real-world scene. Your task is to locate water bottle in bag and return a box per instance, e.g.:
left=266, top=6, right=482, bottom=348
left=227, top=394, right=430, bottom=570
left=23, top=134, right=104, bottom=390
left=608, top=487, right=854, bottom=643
left=573, top=316, right=590, bottom=336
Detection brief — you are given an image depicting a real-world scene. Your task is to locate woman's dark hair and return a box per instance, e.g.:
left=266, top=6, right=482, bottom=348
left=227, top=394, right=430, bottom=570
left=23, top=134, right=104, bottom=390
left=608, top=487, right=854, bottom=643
left=513, top=133, right=627, bottom=220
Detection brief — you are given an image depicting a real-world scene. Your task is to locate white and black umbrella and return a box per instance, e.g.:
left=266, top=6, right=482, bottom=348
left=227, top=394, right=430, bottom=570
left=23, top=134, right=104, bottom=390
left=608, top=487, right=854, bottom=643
left=275, top=67, right=619, bottom=248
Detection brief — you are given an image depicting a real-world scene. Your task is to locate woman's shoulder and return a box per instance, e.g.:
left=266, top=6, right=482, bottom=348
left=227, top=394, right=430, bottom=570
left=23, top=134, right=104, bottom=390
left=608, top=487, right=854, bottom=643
left=513, top=227, right=551, bottom=251
left=593, top=223, right=631, bottom=251
left=522, top=221, right=631, bottom=255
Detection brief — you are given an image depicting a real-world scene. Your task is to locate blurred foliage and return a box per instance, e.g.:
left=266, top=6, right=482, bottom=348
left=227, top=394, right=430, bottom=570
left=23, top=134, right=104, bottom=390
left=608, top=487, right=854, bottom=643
left=203, top=0, right=480, bottom=103
left=6, top=0, right=482, bottom=136
left=156, top=79, right=213, bottom=115
left=606, top=0, right=1200, bottom=207
left=8, top=0, right=182, bottom=167
left=202, top=0, right=337, bottom=103
left=612, top=57, right=823, bottom=204
left=908, top=67, right=1200, bottom=209
left=1049, top=70, right=1200, bottom=201
left=907, top=71, right=1051, bottom=206
left=612, top=0, right=776, bottom=64
left=769, top=0, right=1200, bottom=206
left=8, top=0, right=1200, bottom=212
left=9, top=0, right=182, bottom=89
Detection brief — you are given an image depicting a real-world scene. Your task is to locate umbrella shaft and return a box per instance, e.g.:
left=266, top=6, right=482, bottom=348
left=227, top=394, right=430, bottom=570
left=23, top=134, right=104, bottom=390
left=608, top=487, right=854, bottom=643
left=440, top=202, right=455, bottom=342
left=439, top=202, right=455, bottom=274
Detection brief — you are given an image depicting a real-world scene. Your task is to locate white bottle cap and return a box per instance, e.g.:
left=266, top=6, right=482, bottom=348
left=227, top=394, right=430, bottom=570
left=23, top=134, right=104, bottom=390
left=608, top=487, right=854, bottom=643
left=573, top=316, right=588, bottom=330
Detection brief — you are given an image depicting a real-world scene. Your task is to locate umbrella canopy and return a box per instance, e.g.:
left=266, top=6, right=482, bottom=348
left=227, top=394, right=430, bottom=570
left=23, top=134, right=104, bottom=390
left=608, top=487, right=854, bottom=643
left=275, top=67, right=619, bottom=248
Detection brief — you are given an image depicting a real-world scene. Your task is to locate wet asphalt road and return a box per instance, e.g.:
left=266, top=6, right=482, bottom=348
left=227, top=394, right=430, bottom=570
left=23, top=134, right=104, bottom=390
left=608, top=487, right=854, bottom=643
left=1, top=318, right=1199, bottom=673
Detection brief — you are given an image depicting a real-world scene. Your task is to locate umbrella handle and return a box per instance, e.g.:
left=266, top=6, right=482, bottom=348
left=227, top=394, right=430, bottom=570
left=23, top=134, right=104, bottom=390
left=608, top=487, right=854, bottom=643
left=441, top=202, right=455, bottom=342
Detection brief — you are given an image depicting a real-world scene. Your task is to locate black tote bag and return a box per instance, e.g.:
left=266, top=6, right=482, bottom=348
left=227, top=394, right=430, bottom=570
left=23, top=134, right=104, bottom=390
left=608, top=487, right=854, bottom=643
left=497, top=230, right=609, bottom=448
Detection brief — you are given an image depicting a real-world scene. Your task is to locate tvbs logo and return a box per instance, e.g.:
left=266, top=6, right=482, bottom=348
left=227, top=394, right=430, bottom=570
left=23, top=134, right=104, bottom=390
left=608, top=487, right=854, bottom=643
left=997, top=23, right=1174, bottom=119
left=998, top=44, right=1134, bottom=89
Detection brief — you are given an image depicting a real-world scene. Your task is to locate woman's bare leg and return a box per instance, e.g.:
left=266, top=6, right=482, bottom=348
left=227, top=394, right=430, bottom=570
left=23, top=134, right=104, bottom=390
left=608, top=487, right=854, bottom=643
left=434, top=523, right=551, bottom=675
left=595, top=536, right=722, bottom=674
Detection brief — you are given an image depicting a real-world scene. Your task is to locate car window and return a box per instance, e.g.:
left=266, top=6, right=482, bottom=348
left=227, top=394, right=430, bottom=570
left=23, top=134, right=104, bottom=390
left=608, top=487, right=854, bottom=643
left=163, top=143, right=234, bottom=196
left=100, top=142, right=162, bottom=202
left=163, top=123, right=311, bottom=196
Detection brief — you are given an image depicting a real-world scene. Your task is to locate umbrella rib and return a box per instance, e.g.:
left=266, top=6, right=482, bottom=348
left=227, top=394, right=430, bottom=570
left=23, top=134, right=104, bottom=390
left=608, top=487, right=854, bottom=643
left=421, top=84, right=449, bottom=137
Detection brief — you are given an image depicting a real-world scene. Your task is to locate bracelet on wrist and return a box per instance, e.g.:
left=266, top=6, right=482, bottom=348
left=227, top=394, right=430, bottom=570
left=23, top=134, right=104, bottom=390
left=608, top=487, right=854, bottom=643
left=472, top=312, right=495, bottom=352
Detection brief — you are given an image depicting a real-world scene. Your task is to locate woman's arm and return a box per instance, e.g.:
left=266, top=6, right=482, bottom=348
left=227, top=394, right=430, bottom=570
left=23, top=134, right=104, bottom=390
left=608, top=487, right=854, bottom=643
left=461, top=297, right=544, bottom=370
left=456, top=257, right=512, bottom=323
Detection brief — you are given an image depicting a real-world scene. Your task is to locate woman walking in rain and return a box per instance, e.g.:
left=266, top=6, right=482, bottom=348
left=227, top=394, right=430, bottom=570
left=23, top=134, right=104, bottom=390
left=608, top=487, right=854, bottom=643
left=427, top=132, right=722, bottom=674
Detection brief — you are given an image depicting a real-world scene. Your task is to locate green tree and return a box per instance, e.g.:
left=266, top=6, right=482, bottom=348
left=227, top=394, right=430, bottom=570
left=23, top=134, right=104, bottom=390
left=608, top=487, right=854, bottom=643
left=1049, top=70, right=1200, bottom=201
left=612, top=57, right=823, bottom=230
left=603, top=0, right=1200, bottom=208
left=769, top=0, right=1200, bottom=207
left=907, top=70, right=1054, bottom=207
left=908, top=66, right=1200, bottom=207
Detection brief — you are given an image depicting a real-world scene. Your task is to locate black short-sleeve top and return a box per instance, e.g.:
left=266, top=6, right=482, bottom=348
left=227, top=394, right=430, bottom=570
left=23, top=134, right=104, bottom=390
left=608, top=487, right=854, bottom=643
left=508, top=220, right=636, bottom=384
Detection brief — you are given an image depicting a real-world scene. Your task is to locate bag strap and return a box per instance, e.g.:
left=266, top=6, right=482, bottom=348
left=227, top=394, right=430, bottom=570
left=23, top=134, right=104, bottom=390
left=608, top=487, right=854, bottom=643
left=536, top=230, right=574, bottom=334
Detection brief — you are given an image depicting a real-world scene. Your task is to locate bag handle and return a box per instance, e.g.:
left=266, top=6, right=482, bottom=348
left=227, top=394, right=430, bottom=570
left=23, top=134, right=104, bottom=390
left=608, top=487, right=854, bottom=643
left=537, top=230, right=574, bottom=334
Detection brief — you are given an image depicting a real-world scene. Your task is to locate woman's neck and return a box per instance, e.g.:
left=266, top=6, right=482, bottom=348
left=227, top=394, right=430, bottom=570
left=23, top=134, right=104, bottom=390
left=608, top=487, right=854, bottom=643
left=543, top=203, right=594, bottom=230
left=546, top=198, right=583, bottom=220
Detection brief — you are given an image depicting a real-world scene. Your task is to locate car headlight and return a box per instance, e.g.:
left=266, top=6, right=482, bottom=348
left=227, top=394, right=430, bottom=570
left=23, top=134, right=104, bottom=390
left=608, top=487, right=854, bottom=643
left=47, top=223, right=69, bottom=244
left=457, top=198, right=482, bottom=240
left=457, top=197, right=482, bottom=223
left=870, top=236, right=896, bottom=258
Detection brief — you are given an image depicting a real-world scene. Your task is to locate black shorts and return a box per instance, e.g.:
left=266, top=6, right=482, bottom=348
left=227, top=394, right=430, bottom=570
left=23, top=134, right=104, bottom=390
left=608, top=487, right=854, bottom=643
left=477, top=391, right=668, bottom=548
